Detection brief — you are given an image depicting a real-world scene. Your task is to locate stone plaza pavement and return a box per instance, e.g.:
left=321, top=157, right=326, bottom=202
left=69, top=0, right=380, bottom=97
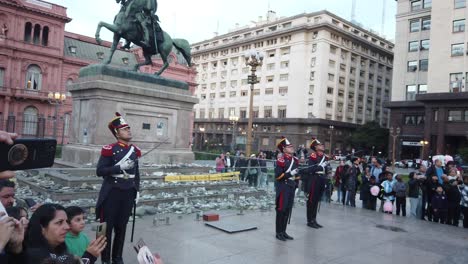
left=85, top=202, right=468, bottom=264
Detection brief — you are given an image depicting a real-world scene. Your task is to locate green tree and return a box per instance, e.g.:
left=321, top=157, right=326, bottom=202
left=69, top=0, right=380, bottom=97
left=349, top=121, right=389, bottom=155
left=458, top=147, right=468, bottom=164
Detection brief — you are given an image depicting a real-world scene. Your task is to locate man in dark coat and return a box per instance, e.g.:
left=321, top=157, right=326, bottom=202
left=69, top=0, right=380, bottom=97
left=274, top=137, right=299, bottom=241
left=96, top=112, right=141, bottom=264
left=304, top=137, right=328, bottom=228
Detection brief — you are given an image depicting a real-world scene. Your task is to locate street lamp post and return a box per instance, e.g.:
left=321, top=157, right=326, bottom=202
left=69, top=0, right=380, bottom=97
left=329, top=125, right=334, bottom=157
left=244, top=50, right=263, bottom=156
left=229, top=115, right=239, bottom=152
left=199, top=127, right=205, bottom=150
left=420, top=140, right=429, bottom=160
left=390, top=126, right=401, bottom=171
left=47, top=91, right=67, bottom=139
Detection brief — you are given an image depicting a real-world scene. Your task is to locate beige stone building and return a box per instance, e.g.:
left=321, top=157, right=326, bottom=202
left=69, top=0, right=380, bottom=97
left=191, top=10, right=394, bottom=153
left=387, top=0, right=468, bottom=159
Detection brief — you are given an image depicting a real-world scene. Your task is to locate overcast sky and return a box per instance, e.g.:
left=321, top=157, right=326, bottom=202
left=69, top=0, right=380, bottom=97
left=45, top=0, right=397, bottom=44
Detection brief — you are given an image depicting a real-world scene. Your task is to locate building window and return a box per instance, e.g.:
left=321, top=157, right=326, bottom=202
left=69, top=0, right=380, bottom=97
left=419, top=84, right=428, bottom=94
left=279, top=74, right=288, bottom=81
left=264, top=106, right=272, bottom=118
left=24, top=22, right=32, bottom=42
left=42, top=26, right=49, bottom=46
left=419, top=59, right=428, bottom=71
left=411, top=0, right=422, bottom=11
left=421, top=17, right=431, bottom=30
left=265, top=88, right=274, bottom=95
left=25, top=65, right=42, bottom=90
left=280, top=61, right=289, bottom=69
left=406, top=85, right=417, bottom=100
left=450, top=72, right=463, bottom=92
left=327, top=87, right=334, bottom=94
left=229, top=91, right=236, bottom=97
left=420, top=39, right=430, bottom=50
left=279, top=87, right=288, bottom=95
left=328, top=73, right=335, bottom=81
left=433, top=110, right=438, bottom=122
left=240, top=108, right=247, bottom=118
left=404, top=115, right=425, bottom=125
left=241, top=90, right=248, bottom=96
left=330, top=45, right=337, bottom=54
left=326, top=100, right=332, bottom=108
left=281, top=47, right=290, bottom=55
left=448, top=110, right=463, bottom=121
left=423, top=0, right=432, bottom=8
left=451, top=43, right=464, bottom=56
left=455, top=0, right=466, bottom=9
left=310, top=57, right=316, bottom=67
left=410, top=20, right=420, bottom=32
left=453, top=19, right=465, bottom=32
left=33, top=24, right=41, bottom=45
left=407, top=61, right=418, bottom=72
left=253, top=107, right=259, bottom=118
left=199, top=109, right=205, bottom=119
left=267, top=63, right=275, bottom=70
left=0, top=68, right=4, bottom=87
left=220, top=92, right=225, bottom=98
left=278, top=106, right=287, bottom=118
left=310, top=71, right=315, bottom=80
left=23, top=106, right=38, bottom=136
left=409, top=41, right=419, bottom=52
left=230, top=80, right=237, bottom=88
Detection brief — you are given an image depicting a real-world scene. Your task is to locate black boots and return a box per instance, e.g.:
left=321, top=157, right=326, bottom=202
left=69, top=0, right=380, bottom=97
left=307, top=220, right=323, bottom=229
left=276, top=232, right=287, bottom=241
left=282, top=232, right=294, bottom=240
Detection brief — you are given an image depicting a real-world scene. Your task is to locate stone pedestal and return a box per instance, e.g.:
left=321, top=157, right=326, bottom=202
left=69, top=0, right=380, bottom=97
left=62, top=64, right=198, bottom=166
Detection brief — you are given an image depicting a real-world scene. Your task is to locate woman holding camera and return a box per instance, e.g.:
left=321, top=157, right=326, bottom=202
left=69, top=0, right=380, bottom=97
left=25, top=204, right=106, bottom=264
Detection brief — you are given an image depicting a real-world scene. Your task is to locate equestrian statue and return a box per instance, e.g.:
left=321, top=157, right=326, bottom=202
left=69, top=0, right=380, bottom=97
left=95, top=0, right=191, bottom=75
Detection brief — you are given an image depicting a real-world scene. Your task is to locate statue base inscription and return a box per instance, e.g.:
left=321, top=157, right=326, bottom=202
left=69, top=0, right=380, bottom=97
left=61, top=64, right=198, bottom=166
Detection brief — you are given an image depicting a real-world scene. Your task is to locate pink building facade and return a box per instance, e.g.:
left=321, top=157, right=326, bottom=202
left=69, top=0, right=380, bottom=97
left=0, top=0, right=196, bottom=144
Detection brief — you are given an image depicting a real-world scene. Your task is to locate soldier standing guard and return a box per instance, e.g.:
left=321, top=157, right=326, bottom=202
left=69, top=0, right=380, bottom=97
left=96, top=112, right=141, bottom=264
left=274, top=137, right=299, bottom=241
left=304, top=137, right=329, bottom=229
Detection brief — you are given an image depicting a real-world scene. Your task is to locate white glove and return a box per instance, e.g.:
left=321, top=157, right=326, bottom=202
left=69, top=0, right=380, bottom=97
left=291, top=168, right=299, bottom=176
left=135, top=191, right=140, bottom=205
left=119, top=159, right=134, bottom=170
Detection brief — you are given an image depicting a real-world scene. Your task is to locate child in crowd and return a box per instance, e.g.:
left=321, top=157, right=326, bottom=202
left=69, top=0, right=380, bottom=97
left=460, top=176, right=468, bottom=228
left=393, top=174, right=407, bottom=216
left=381, top=172, right=396, bottom=214
left=427, top=175, right=441, bottom=221
left=65, top=206, right=90, bottom=257
left=367, top=176, right=378, bottom=211
left=431, top=186, right=448, bottom=224
left=360, top=170, right=371, bottom=209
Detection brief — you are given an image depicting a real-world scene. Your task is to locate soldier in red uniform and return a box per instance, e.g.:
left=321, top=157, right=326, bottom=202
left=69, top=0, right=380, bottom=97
left=304, top=137, right=329, bottom=229
left=96, top=112, right=141, bottom=264
left=274, top=137, right=299, bottom=241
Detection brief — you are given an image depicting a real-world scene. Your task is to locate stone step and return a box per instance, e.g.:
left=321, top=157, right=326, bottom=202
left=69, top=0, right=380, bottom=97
left=16, top=175, right=256, bottom=201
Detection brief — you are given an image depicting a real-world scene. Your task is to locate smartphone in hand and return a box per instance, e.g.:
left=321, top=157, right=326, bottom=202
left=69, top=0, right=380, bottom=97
left=0, top=138, right=57, bottom=171
left=96, top=222, right=107, bottom=238
left=25, top=198, right=37, bottom=208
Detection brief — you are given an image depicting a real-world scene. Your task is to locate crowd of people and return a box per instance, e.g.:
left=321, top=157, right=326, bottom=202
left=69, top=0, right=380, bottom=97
left=332, top=156, right=468, bottom=227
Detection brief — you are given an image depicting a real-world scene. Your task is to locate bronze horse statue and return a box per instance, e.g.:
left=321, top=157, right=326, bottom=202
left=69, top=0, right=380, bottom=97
left=95, top=0, right=191, bottom=75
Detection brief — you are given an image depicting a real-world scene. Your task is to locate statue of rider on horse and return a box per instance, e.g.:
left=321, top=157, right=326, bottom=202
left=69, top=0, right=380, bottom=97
left=117, top=0, right=163, bottom=53
left=96, top=0, right=191, bottom=75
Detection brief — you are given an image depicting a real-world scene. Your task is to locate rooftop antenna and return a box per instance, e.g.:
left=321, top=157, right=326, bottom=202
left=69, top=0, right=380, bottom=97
left=351, top=0, right=356, bottom=22
left=381, top=0, right=386, bottom=35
